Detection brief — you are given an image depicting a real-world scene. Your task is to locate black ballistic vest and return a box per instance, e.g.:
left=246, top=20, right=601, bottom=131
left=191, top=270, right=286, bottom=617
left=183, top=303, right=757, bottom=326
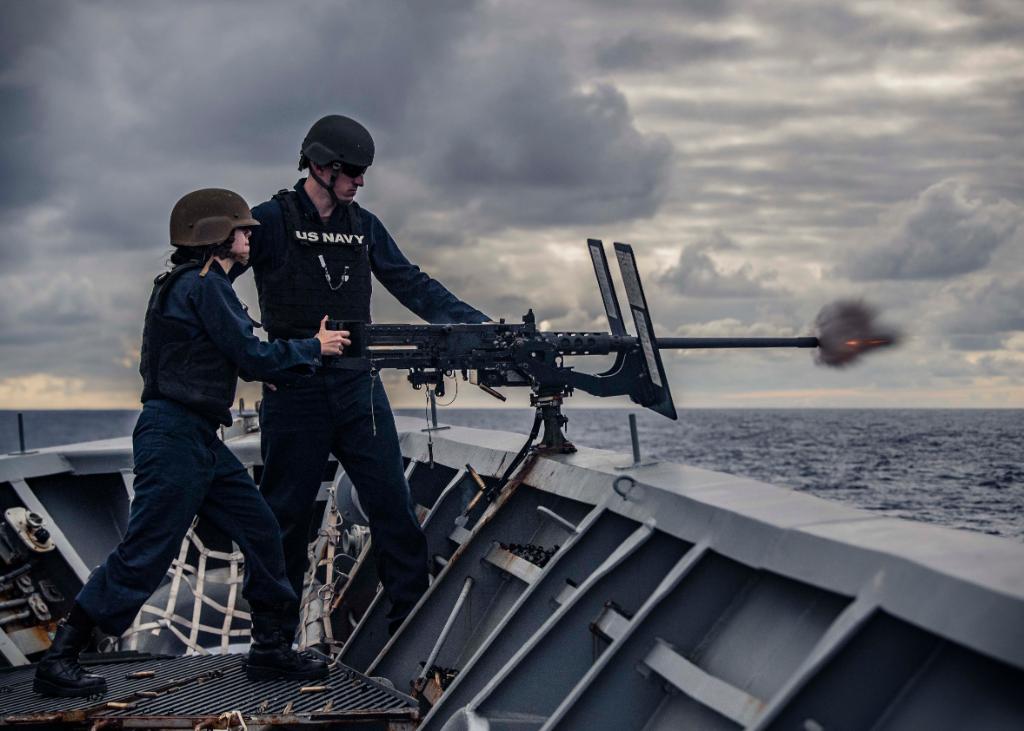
left=258, top=190, right=372, bottom=340
left=139, top=263, right=239, bottom=425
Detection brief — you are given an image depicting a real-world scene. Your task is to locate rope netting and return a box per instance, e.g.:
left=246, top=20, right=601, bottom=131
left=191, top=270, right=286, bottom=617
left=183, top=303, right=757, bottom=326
left=116, top=481, right=357, bottom=656
left=119, top=518, right=249, bottom=655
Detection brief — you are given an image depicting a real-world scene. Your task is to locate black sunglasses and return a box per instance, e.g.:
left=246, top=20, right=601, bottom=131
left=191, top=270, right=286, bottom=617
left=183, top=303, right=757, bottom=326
left=329, top=161, right=368, bottom=178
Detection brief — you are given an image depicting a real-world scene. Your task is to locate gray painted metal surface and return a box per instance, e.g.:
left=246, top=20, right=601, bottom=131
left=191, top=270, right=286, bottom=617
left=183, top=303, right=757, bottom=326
left=1, top=416, right=1023, bottom=729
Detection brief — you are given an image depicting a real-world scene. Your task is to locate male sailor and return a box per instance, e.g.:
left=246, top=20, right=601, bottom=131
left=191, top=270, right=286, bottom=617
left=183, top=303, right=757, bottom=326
left=248, top=115, right=490, bottom=637
left=34, top=189, right=348, bottom=697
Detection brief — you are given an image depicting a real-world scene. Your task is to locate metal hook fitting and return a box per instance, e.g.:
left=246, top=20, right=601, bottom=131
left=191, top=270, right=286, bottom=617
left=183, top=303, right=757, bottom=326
left=613, top=475, right=637, bottom=500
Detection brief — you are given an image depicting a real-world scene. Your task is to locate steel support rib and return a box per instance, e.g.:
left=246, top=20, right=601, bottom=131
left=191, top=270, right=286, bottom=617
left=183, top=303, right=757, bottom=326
left=457, top=519, right=658, bottom=722
left=0, top=625, right=29, bottom=665
left=540, top=541, right=710, bottom=730
left=364, top=469, right=472, bottom=664
left=419, top=502, right=607, bottom=730
left=750, top=590, right=880, bottom=730
left=420, top=576, right=475, bottom=682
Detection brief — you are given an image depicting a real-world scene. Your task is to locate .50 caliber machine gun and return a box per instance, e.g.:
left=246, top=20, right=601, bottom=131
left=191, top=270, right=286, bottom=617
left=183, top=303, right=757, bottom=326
left=329, top=240, right=895, bottom=456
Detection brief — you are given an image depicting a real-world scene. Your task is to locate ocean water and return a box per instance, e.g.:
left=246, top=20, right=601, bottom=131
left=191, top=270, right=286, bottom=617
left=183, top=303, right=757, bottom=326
left=2, top=408, right=1021, bottom=541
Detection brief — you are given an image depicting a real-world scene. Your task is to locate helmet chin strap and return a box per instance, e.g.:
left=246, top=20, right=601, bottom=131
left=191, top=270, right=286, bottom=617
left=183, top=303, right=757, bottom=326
left=199, top=252, right=216, bottom=278
left=309, top=165, right=342, bottom=210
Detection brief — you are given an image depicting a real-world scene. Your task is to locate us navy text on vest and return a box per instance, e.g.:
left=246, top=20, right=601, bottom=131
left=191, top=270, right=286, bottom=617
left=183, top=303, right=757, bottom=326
left=294, top=231, right=365, bottom=244
left=258, top=189, right=373, bottom=339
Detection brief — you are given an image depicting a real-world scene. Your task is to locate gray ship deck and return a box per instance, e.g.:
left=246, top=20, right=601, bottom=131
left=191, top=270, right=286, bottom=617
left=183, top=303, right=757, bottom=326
left=0, top=654, right=418, bottom=729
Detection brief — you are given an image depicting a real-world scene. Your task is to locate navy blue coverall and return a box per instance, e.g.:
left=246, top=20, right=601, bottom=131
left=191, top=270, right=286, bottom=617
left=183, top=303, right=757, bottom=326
left=249, top=181, right=489, bottom=633
left=76, top=264, right=321, bottom=636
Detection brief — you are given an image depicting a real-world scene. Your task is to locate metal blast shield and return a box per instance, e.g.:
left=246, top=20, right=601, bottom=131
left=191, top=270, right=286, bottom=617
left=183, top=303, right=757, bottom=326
left=611, top=242, right=677, bottom=420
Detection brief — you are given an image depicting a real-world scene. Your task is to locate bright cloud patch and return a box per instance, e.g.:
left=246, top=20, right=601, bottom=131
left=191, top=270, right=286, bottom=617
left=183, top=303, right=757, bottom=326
left=659, top=231, right=782, bottom=297
left=840, top=179, right=1023, bottom=281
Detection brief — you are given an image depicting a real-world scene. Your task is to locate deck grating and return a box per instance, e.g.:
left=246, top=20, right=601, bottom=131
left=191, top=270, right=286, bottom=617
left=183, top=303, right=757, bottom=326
left=0, top=653, right=417, bottom=727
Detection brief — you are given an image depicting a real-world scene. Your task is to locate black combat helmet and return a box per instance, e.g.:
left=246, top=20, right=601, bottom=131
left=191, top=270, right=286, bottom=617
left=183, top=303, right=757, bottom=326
left=300, top=115, right=375, bottom=170
left=169, top=189, right=260, bottom=247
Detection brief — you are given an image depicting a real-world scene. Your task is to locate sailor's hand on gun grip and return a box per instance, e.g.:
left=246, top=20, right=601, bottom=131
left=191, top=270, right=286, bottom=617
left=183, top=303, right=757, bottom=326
left=316, top=315, right=351, bottom=356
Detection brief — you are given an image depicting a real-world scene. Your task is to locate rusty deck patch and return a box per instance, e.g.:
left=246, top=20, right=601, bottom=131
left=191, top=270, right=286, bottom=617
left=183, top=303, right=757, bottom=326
left=0, top=653, right=418, bottom=728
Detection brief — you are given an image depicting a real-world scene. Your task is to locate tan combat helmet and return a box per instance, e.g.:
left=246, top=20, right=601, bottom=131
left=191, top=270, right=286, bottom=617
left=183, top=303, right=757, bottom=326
left=169, top=188, right=260, bottom=247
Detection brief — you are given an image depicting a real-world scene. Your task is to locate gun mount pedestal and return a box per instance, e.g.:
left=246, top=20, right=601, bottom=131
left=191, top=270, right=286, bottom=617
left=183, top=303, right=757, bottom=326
left=531, top=390, right=576, bottom=454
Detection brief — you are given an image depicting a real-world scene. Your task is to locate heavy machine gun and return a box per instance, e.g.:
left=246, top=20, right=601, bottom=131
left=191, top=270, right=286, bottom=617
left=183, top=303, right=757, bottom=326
left=329, top=240, right=894, bottom=454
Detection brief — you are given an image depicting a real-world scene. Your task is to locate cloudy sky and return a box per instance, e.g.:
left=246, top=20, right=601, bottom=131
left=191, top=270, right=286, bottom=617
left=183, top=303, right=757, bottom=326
left=1, top=0, right=1022, bottom=411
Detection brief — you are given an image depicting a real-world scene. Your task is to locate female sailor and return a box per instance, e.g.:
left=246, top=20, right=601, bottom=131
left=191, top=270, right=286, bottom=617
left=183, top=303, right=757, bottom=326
left=33, top=188, right=349, bottom=697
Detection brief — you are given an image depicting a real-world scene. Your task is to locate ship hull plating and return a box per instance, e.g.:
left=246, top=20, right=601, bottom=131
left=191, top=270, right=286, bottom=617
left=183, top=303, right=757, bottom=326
left=1, top=416, right=1022, bottom=729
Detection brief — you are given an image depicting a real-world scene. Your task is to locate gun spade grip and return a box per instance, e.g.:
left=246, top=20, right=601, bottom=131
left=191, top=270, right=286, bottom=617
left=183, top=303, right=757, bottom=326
left=326, top=320, right=366, bottom=358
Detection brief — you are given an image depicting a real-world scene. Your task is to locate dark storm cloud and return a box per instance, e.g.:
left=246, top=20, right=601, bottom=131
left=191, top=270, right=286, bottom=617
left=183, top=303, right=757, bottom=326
left=947, top=334, right=1007, bottom=351
left=756, top=3, right=934, bottom=51
left=659, top=231, right=782, bottom=298
left=427, top=58, right=673, bottom=226
left=0, top=2, right=68, bottom=210
left=618, top=2, right=1024, bottom=250
left=585, top=0, right=736, bottom=19
left=117, top=0, right=479, bottom=162
left=640, top=98, right=810, bottom=128
left=955, top=0, right=1024, bottom=42
left=0, top=0, right=479, bottom=195
left=0, top=0, right=676, bottom=399
left=595, top=31, right=753, bottom=70
left=1, top=0, right=670, bottom=241
left=2, top=0, right=1023, bottom=406
left=644, top=87, right=1022, bottom=229
left=0, top=264, right=140, bottom=383
left=0, top=88, right=47, bottom=209
left=839, top=180, right=1023, bottom=281
left=943, top=276, right=1024, bottom=340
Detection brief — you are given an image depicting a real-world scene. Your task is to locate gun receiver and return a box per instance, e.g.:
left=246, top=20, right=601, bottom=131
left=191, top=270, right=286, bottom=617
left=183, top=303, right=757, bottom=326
left=334, top=316, right=818, bottom=404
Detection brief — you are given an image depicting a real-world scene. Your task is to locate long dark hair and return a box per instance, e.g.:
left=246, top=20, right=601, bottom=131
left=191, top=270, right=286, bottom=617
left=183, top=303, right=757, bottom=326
left=168, top=238, right=233, bottom=267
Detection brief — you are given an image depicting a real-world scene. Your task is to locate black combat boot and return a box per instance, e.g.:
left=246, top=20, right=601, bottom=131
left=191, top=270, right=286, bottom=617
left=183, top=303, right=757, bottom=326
left=246, top=610, right=329, bottom=681
left=33, top=621, right=108, bottom=697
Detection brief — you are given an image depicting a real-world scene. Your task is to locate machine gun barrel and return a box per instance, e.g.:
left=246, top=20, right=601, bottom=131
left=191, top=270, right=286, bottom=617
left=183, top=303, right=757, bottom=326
left=654, top=336, right=819, bottom=350
left=347, top=327, right=821, bottom=363
left=538, top=333, right=819, bottom=355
